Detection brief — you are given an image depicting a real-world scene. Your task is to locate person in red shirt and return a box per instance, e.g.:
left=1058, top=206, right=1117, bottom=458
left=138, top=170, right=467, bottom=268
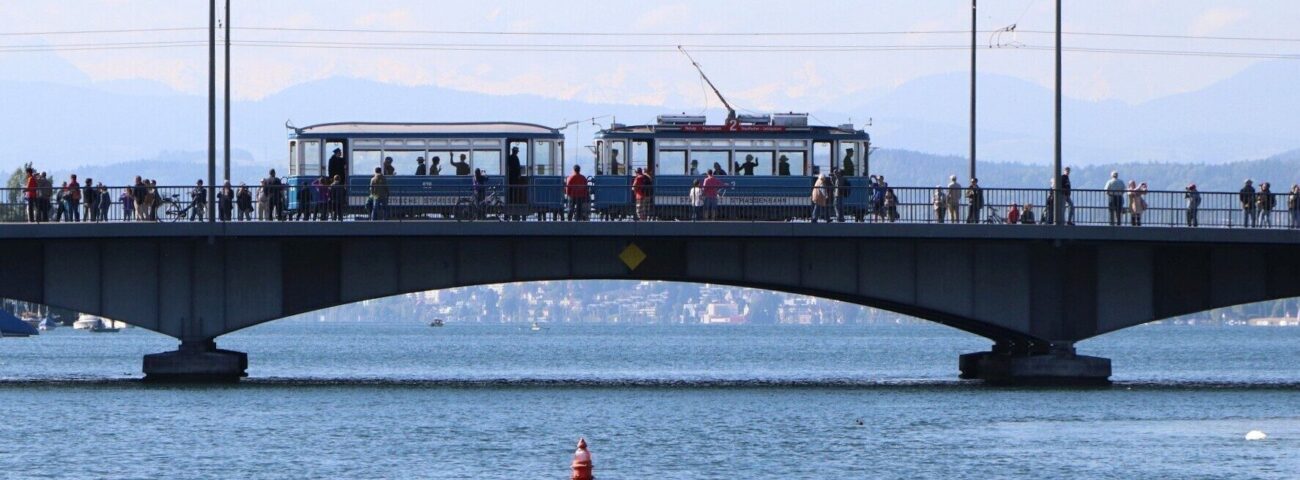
left=631, top=167, right=653, bottom=221
left=24, top=167, right=39, bottom=222
left=564, top=165, right=590, bottom=221
left=1007, top=203, right=1021, bottom=225
left=701, top=171, right=724, bottom=220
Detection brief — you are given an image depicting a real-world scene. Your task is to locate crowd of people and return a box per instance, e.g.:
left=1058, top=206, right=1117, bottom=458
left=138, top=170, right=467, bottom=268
left=18, top=163, right=1300, bottom=228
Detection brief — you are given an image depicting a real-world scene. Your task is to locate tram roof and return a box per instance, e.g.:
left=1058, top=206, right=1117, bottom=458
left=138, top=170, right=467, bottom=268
left=291, top=122, right=563, bottom=139
left=595, top=124, right=869, bottom=141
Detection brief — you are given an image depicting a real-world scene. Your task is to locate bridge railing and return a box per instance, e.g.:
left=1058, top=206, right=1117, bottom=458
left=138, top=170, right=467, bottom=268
left=0, top=184, right=1296, bottom=229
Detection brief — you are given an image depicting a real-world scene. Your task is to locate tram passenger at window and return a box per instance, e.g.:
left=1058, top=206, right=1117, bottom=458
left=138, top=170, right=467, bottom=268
left=609, top=149, right=622, bottom=175
left=736, top=155, right=758, bottom=176
left=451, top=154, right=471, bottom=175
left=842, top=148, right=856, bottom=177
left=430, top=156, right=442, bottom=176
left=689, top=159, right=700, bottom=176
left=415, top=157, right=427, bottom=176
left=383, top=157, right=396, bottom=176
left=777, top=155, right=791, bottom=176
left=712, top=162, right=727, bottom=176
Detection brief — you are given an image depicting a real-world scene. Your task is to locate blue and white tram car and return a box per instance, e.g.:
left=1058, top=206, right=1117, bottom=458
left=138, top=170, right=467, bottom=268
left=590, top=113, right=871, bottom=220
left=285, top=122, right=566, bottom=217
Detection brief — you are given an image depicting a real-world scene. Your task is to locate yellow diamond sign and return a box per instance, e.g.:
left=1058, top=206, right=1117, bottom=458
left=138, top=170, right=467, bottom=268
left=619, top=243, right=647, bottom=271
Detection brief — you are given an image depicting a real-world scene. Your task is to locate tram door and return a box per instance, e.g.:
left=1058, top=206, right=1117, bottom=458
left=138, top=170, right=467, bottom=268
left=324, top=139, right=347, bottom=178
left=836, top=141, right=862, bottom=177
left=507, top=139, right=529, bottom=178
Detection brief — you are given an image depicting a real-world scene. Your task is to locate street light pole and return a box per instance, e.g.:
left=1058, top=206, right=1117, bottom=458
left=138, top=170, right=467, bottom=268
left=1052, top=0, right=1063, bottom=225
left=223, top=0, right=231, bottom=184
left=970, top=0, right=977, bottom=182
left=208, top=0, right=216, bottom=222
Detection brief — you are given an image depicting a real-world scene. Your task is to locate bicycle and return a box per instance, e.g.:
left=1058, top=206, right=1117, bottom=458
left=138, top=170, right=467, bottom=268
left=983, top=206, right=1006, bottom=224
left=454, top=187, right=503, bottom=221
left=159, top=194, right=201, bottom=222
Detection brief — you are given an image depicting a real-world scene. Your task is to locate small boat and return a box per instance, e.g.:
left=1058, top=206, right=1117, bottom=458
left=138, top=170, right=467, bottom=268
left=429, top=318, right=445, bottom=327
left=74, top=314, right=121, bottom=333
left=38, top=318, right=58, bottom=331
left=530, top=321, right=542, bottom=332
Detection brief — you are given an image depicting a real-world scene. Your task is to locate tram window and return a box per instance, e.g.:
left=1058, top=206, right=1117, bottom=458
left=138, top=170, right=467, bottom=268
left=606, top=140, right=626, bottom=175
left=288, top=141, right=298, bottom=176
left=838, top=142, right=860, bottom=176
left=506, top=140, right=528, bottom=177
left=473, top=149, right=502, bottom=175
left=631, top=141, right=650, bottom=174
left=532, top=141, right=555, bottom=176
left=434, top=151, right=472, bottom=176
left=354, top=150, right=382, bottom=175
left=777, top=151, right=804, bottom=176
left=812, top=142, right=832, bottom=176
left=735, top=151, right=774, bottom=176
left=693, top=151, right=731, bottom=176
left=658, top=150, right=687, bottom=175
left=425, top=151, right=448, bottom=176
left=385, top=150, right=424, bottom=176
left=300, top=140, right=321, bottom=176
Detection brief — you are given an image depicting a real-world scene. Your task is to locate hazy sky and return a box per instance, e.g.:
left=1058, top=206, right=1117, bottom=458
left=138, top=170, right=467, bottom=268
left=1, top=1, right=1294, bottom=110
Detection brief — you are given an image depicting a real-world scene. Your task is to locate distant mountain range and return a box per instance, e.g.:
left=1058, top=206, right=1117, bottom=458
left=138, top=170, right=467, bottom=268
left=1, top=53, right=1296, bottom=172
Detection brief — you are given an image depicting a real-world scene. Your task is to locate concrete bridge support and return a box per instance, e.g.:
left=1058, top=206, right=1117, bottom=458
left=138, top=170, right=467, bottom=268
left=143, top=338, right=247, bottom=382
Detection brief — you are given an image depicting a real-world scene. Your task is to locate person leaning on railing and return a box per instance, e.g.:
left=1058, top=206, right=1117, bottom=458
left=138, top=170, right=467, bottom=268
left=932, top=186, right=946, bottom=223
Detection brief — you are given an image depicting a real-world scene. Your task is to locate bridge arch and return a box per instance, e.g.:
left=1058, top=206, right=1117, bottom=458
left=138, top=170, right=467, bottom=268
left=219, top=277, right=1036, bottom=344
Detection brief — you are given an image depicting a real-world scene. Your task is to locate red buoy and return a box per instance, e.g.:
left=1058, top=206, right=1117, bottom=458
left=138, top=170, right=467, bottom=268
left=571, top=437, right=593, bottom=480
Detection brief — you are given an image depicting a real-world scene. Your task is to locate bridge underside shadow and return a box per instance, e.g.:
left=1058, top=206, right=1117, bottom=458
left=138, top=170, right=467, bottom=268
left=4, top=226, right=1300, bottom=384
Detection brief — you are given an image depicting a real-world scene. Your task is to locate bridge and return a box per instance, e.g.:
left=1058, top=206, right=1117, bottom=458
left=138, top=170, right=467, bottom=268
left=3, top=219, right=1299, bottom=384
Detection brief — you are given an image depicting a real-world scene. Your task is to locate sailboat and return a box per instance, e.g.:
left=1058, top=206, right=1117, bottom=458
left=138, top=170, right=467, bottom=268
left=530, top=321, right=542, bottom=332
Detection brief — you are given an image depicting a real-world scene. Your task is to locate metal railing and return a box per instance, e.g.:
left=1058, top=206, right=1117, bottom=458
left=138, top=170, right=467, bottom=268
left=2, top=183, right=1298, bottom=229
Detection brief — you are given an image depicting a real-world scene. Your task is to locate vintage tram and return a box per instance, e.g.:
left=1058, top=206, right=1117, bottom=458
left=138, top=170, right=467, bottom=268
left=284, top=122, right=566, bottom=217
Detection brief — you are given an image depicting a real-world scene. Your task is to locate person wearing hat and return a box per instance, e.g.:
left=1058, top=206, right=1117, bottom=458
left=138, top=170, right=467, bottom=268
left=327, top=147, right=347, bottom=181
left=414, top=156, right=427, bottom=176
left=1184, top=184, right=1201, bottom=227
left=1239, top=179, right=1257, bottom=228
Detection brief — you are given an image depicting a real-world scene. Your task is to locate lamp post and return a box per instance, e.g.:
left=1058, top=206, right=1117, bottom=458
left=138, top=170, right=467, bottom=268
left=970, top=0, right=977, bottom=182
left=207, top=0, right=216, bottom=222
left=1052, top=0, right=1063, bottom=226
left=223, top=0, right=231, bottom=184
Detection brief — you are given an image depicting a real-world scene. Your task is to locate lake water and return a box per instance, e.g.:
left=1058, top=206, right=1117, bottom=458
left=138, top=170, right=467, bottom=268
left=0, top=321, right=1297, bottom=479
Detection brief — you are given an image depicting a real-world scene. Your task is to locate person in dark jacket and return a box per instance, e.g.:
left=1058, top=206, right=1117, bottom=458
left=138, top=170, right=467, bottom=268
left=832, top=168, right=851, bottom=222
left=190, top=179, right=207, bottom=221
left=327, top=148, right=347, bottom=181
left=83, top=177, right=98, bottom=221
left=330, top=175, right=347, bottom=221
left=1258, top=181, right=1276, bottom=227
left=965, top=178, right=984, bottom=224
left=414, top=157, right=427, bottom=176
left=736, top=155, right=759, bottom=175
left=506, top=146, right=525, bottom=220
left=217, top=180, right=234, bottom=221
left=236, top=183, right=253, bottom=221
left=1240, top=179, right=1257, bottom=228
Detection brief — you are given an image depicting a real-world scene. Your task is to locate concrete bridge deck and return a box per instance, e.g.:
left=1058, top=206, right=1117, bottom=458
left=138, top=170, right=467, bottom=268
left=3, top=221, right=1299, bottom=384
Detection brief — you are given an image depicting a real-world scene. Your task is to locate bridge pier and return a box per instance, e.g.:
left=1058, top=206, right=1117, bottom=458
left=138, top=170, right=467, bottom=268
left=959, top=342, right=1110, bottom=386
left=143, top=339, right=247, bottom=383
